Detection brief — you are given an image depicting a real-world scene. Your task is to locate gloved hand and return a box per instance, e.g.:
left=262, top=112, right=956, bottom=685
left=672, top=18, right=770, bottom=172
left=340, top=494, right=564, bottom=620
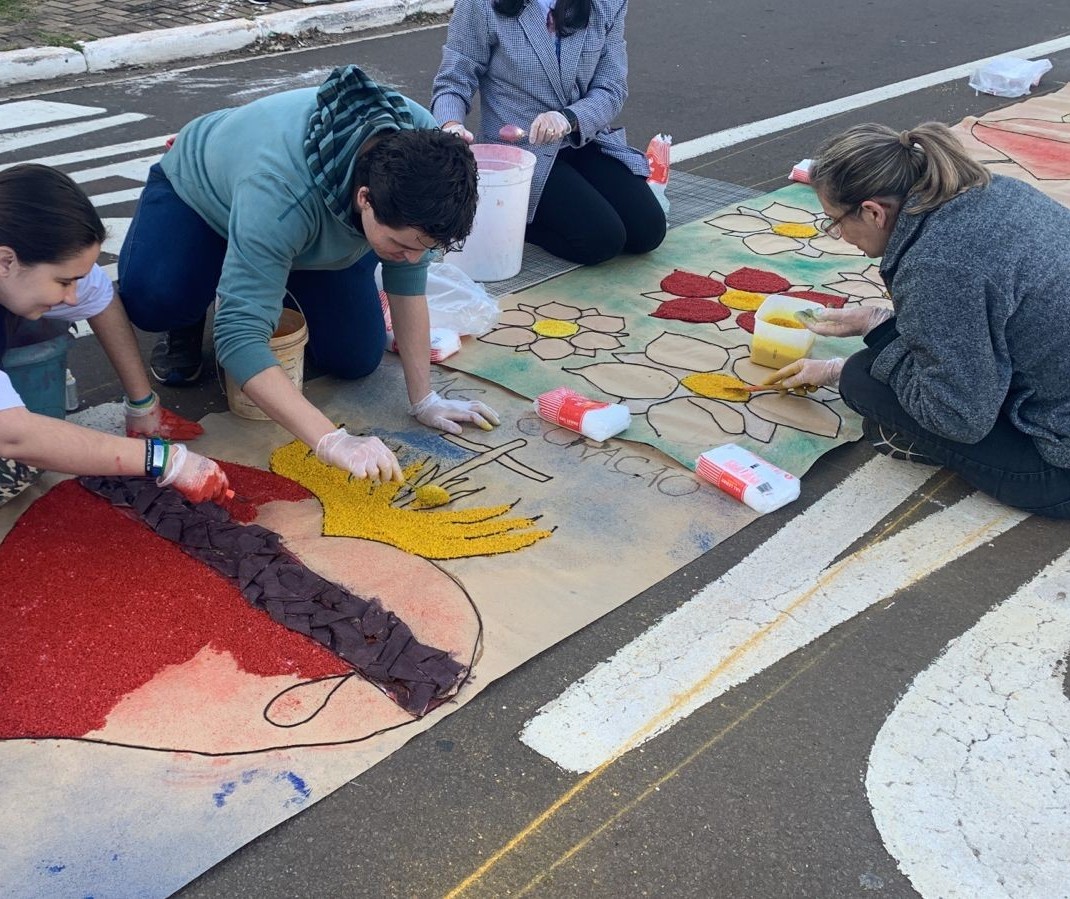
left=410, top=390, right=500, bottom=435
left=795, top=305, right=893, bottom=338
left=763, top=357, right=845, bottom=391
left=125, top=391, right=204, bottom=440
left=315, top=428, right=403, bottom=483
left=157, top=443, right=230, bottom=503
left=529, top=111, right=571, bottom=145
left=441, top=121, right=474, bottom=143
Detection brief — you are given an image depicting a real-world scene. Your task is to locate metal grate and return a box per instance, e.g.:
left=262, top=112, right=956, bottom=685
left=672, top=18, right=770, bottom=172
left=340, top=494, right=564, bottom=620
left=483, top=172, right=760, bottom=297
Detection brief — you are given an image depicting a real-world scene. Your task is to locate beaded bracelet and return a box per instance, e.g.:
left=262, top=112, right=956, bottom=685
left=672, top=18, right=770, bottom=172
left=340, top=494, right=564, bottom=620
left=144, top=437, right=171, bottom=478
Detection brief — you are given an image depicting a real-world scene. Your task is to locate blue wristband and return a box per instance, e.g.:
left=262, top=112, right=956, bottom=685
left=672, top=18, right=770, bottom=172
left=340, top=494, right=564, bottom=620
left=145, top=438, right=170, bottom=477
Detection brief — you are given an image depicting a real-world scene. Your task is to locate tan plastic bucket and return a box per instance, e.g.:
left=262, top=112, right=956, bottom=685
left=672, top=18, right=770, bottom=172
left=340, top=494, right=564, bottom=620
left=225, top=308, right=309, bottom=420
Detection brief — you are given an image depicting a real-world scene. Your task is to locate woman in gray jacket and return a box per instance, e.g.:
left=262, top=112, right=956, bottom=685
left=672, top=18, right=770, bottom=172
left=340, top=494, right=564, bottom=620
left=431, top=0, right=665, bottom=265
left=765, top=121, right=1070, bottom=518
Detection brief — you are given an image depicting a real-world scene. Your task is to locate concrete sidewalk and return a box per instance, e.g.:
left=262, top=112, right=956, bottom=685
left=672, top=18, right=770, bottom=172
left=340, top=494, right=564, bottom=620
left=0, top=0, right=450, bottom=86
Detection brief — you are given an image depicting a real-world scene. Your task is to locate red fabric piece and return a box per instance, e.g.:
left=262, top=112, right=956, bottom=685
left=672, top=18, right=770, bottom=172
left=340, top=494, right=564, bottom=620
left=736, top=311, right=756, bottom=333
left=660, top=270, right=727, bottom=298
left=784, top=290, right=848, bottom=308
left=650, top=298, right=732, bottom=323
left=724, top=267, right=791, bottom=294
left=0, top=473, right=346, bottom=740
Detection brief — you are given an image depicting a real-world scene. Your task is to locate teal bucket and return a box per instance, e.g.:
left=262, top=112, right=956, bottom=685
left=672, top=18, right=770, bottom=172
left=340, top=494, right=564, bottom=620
left=2, top=333, right=72, bottom=420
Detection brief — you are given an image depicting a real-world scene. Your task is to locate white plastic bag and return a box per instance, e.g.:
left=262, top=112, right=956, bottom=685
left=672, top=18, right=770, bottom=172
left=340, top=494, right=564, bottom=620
left=375, top=261, right=500, bottom=336
left=968, top=57, right=1052, bottom=98
left=424, top=262, right=500, bottom=335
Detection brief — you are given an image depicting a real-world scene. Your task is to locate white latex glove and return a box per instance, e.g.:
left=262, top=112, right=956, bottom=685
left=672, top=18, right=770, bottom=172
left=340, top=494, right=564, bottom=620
left=763, top=357, right=845, bottom=391
left=157, top=443, right=230, bottom=504
left=441, top=121, right=474, bottom=143
left=795, top=305, right=893, bottom=338
left=410, top=390, right=500, bottom=436
left=315, top=428, right=403, bottom=483
left=125, top=391, right=205, bottom=440
left=529, top=111, right=571, bottom=145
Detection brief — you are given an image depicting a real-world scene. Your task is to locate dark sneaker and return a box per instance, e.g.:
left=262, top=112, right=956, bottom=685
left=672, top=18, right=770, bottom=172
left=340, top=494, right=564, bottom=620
left=863, top=418, right=939, bottom=466
left=150, top=318, right=205, bottom=386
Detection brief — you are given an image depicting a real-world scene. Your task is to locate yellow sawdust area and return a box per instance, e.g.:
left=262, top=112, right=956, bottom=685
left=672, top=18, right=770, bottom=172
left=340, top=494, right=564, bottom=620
left=764, top=315, right=806, bottom=329
left=720, top=289, right=765, bottom=311
left=680, top=372, right=752, bottom=402
left=412, top=483, right=451, bottom=508
left=771, top=222, right=820, bottom=239
left=270, top=439, right=553, bottom=560
left=533, top=319, right=581, bottom=338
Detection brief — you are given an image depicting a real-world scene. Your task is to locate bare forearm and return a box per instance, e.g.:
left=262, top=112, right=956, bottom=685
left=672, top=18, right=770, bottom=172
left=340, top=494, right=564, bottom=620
left=386, top=293, right=433, bottom=405
left=88, top=297, right=153, bottom=401
left=239, top=365, right=336, bottom=448
left=0, top=407, right=147, bottom=476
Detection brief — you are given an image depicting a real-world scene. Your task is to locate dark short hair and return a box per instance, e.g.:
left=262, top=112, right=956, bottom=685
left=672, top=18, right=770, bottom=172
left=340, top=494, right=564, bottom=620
left=0, top=163, right=106, bottom=264
left=353, top=129, right=478, bottom=252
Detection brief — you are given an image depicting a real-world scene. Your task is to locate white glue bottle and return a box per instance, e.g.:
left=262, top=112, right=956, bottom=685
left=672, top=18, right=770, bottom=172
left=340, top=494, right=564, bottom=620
left=534, top=387, right=631, bottom=441
left=695, top=443, right=800, bottom=514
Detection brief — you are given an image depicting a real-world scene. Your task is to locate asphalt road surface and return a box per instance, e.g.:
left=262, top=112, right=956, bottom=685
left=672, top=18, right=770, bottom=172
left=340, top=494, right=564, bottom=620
left=3, top=3, right=1069, bottom=896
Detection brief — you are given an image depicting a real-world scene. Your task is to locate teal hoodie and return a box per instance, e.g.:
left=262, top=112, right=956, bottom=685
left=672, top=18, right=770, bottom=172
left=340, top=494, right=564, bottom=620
left=160, top=68, right=437, bottom=386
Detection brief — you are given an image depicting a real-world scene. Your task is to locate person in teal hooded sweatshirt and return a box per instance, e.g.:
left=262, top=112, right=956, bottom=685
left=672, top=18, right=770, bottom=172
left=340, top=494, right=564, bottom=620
left=119, top=66, right=498, bottom=483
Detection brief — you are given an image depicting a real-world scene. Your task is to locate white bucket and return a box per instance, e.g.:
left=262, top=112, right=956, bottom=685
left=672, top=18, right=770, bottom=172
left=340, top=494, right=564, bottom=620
left=225, top=308, right=309, bottom=420
left=448, top=144, right=536, bottom=282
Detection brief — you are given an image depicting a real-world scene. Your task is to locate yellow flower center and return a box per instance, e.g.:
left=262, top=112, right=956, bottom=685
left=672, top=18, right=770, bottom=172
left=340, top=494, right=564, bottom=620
left=680, top=372, right=752, bottom=402
left=771, top=222, right=820, bottom=239
left=532, top=318, right=580, bottom=338
left=412, top=484, right=451, bottom=508
left=720, top=289, right=766, bottom=311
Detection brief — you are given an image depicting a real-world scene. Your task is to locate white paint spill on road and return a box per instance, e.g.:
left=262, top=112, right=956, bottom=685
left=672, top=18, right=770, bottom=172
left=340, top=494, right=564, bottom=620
left=868, top=548, right=1070, bottom=898
left=521, top=459, right=1023, bottom=773
left=672, top=34, right=1070, bottom=161
left=0, top=113, right=147, bottom=153
left=0, top=100, right=106, bottom=132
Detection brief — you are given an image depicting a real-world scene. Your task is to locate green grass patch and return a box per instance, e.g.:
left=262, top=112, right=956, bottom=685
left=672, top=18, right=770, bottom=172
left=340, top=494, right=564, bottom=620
left=0, top=0, right=30, bottom=24
left=35, top=31, right=81, bottom=49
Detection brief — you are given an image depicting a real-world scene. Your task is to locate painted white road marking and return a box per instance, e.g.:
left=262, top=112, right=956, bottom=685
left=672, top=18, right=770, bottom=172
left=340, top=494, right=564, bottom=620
left=0, top=113, right=147, bottom=153
left=522, top=460, right=1030, bottom=772
left=70, top=154, right=163, bottom=185
left=90, top=187, right=147, bottom=208
left=672, top=34, right=1070, bottom=161
left=0, top=136, right=170, bottom=171
left=868, top=549, right=1070, bottom=898
left=0, top=100, right=106, bottom=131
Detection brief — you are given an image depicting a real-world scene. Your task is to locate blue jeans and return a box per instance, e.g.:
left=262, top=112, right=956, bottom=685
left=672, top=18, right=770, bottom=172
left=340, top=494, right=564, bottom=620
left=840, top=322, right=1070, bottom=518
left=118, top=164, right=386, bottom=380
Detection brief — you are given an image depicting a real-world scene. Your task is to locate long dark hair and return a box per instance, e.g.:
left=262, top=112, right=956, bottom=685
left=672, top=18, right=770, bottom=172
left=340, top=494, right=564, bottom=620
left=0, top=164, right=105, bottom=265
left=493, top=0, right=591, bottom=37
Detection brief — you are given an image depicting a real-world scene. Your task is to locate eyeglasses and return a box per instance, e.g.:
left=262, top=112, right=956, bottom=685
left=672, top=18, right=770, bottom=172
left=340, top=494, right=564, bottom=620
left=818, top=204, right=860, bottom=239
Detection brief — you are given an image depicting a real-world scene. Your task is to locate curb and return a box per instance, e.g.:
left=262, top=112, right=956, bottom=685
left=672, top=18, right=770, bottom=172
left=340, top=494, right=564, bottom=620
left=0, top=0, right=453, bottom=88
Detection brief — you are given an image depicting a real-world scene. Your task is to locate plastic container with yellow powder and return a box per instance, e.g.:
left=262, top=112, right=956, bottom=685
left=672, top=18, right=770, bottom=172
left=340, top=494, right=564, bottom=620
left=749, top=294, right=824, bottom=369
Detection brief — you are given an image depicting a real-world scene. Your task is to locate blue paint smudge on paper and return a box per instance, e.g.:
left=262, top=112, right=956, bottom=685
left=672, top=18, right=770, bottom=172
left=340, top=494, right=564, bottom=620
left=41, top=862, right=65, bottom=874
left=212, top=781, right=237, bottom=807
left=278, top=771, right=311, bottom=806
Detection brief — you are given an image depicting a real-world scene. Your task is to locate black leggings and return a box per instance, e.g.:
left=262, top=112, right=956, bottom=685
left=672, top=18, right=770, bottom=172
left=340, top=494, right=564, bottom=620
left=840, top=322, right=1070, bottom=518
left=526, top=142, right=666, bottom=265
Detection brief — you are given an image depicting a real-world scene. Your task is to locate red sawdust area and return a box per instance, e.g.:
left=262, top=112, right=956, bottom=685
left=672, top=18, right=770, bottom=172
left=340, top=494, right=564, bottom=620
left=724, top=267, right=791, bottom=294
left=0, top=462, right=350, bottom=740
left=660, top=270, right=727, bottom=298
left=651, top=298, right=732, bottom=323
